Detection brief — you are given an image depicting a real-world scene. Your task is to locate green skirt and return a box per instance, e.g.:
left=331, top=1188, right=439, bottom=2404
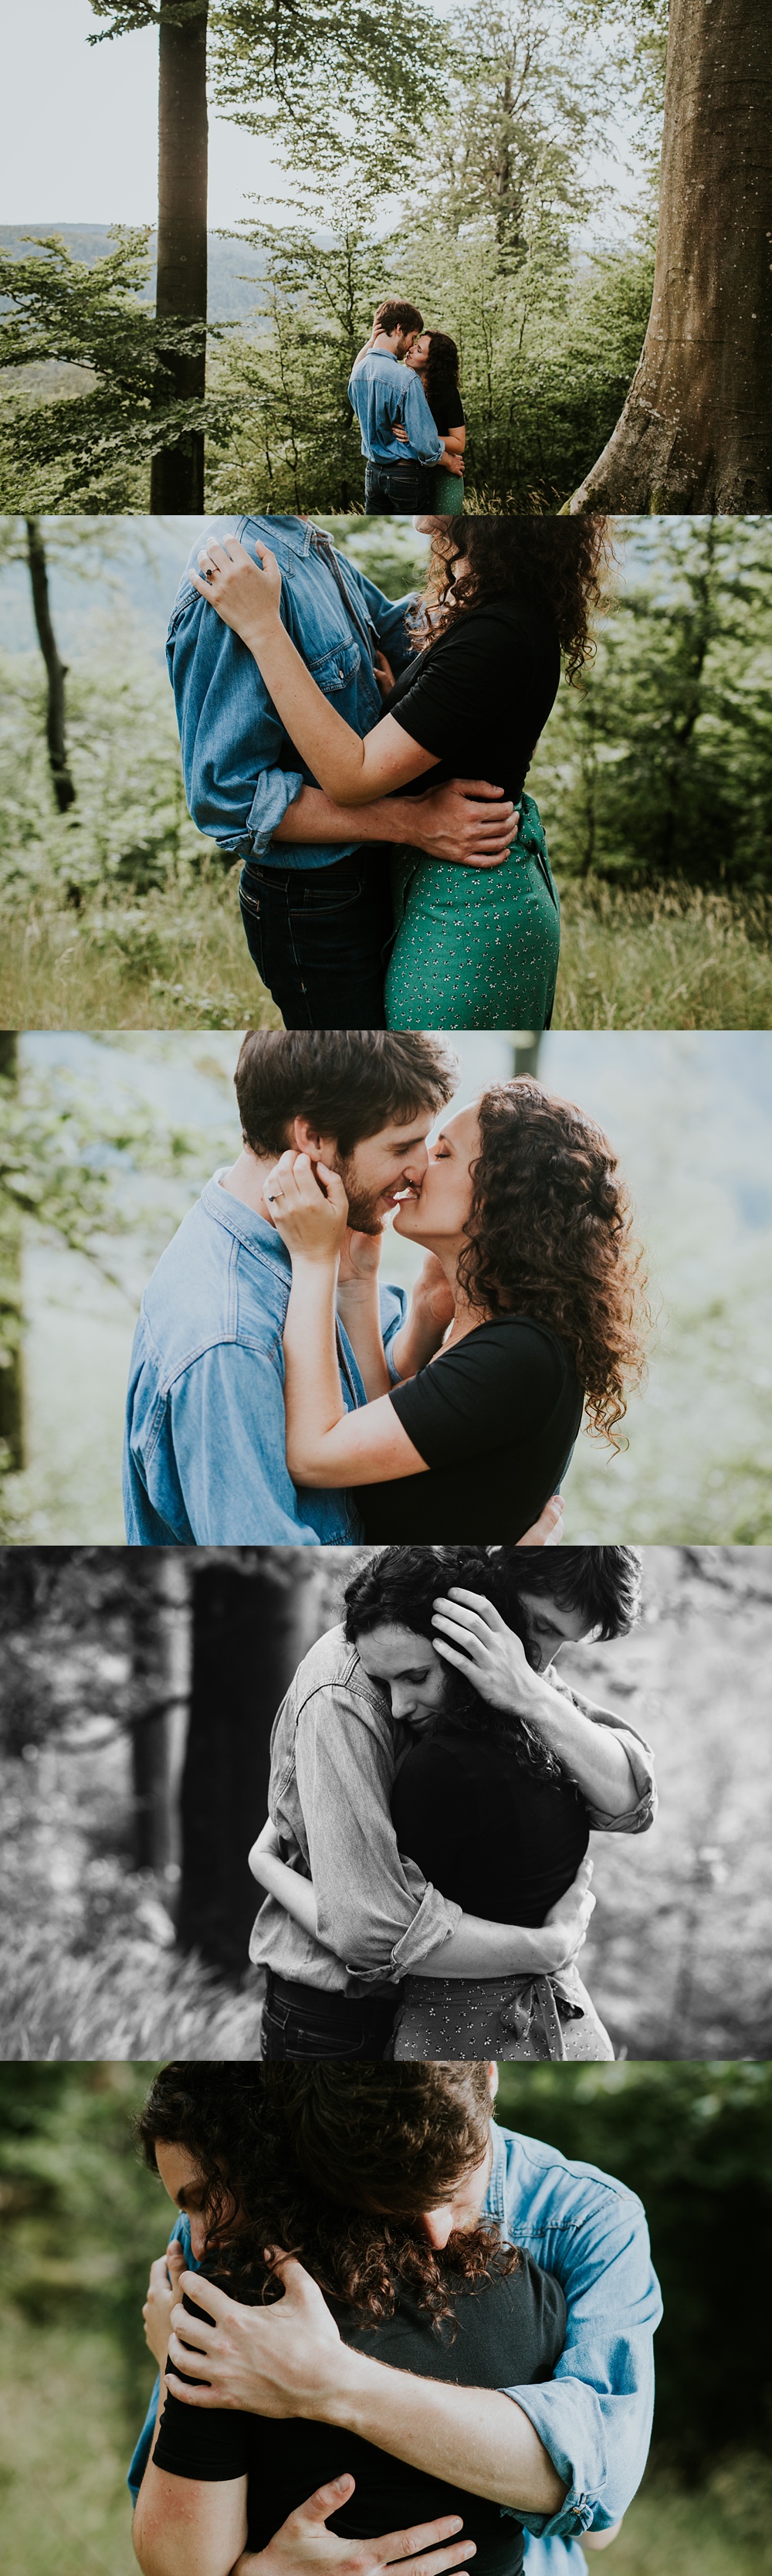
left=431, top=467, right=465, bottom=513
left=384, top=790, right=560, bottom=1032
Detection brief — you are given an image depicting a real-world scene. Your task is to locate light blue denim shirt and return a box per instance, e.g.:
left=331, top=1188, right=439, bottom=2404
left=348, top=350, right=445, bottom=464
left=122, top=1172, right=406, bottom=1546
left=127, top=2115, right=661, bottom=2576
left=168, top=514, right=415, bottom=873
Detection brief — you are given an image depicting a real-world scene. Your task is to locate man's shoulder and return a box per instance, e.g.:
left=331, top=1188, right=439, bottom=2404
left=293, top=1622, right=362, bottom=1697
left=136, top=1184, right=286, bottom=1384
left=496, top=2120, right=646, bottom=2229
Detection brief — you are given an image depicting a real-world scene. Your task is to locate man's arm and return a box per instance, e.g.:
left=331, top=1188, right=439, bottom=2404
left=168, top=1346, right=328, bottom=1546
left=399, top=370, right=445, bottom=465
left=164, top=2260, right=565, bottom=2518
left=545, top=1676, right=658, bottom=1835
left=274, top=777, right=519, bottom=867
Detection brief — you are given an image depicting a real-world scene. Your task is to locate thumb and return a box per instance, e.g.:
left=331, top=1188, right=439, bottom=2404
left=301, top=2476, right=356, bottom=2526
left=450, top=778, right=504, bottom=801
left=167, top=2240, right=186, bottom=2273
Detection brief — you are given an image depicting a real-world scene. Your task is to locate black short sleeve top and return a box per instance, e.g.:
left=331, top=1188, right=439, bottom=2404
left=380, top=595, right=561, bottom=806
left=151, top=2255, right=566, bottom=2576
left=354, top=1315, right=583, bottom=1543
left=391, top=1726, right=590, bottom=1924
left=429, top=386, right=466, bottom=435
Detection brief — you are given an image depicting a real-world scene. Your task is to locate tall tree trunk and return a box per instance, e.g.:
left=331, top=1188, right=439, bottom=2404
left=25, top=521, right=76, bottom=814
left=513, top=1035, right=542, bottom=1078
left=128, top=1556, right=189, bottom=1873
left=178, top=1559, right=314, bottom=1975
left=150, top=0, right=209, bottom=514
left=0, top=1033, right=25, bottom=1472
left=568, top=0, right=772, bottom=511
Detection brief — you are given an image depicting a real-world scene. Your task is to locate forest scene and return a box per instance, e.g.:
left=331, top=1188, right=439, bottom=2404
left=0, top=0, right=669, bottom=517
left=0, top=2053, right=770, bottom=2576
left=2, top=511, right=771, bottom=1033
left=1, top=1543, right=771, bottom=2062
left=2, top=1027, right=770, bottom=1549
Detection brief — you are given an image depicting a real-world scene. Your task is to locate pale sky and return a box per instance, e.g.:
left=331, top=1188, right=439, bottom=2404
left=0, top=0, right=281, bottom=227
left=0, top=0, right=645, bottom=240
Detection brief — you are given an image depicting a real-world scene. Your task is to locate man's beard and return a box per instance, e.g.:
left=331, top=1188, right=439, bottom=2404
left=335, top=1156, right=391, bottom=1236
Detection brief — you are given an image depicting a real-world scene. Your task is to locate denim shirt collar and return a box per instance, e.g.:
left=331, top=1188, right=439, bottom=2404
left=200, top=1169, right=293, bottom=1279
left=483, top=2116, right=509, bottom=2232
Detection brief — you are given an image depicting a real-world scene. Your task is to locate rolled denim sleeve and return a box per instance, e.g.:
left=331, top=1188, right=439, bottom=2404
left=502, top=2191, right=661, bottom=2540
left=295, top=1689, right=462, bottom=1978
left=245, top=758, right=306, bottom=857
left=168, top=580, right=306, bottom=858
left=550, top=1681, right=658, bottom=1835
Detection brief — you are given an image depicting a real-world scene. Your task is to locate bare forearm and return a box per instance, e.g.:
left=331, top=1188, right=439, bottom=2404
left=273, top=784, right=427, bottom=847
left=336, top=1281, right=391, bottom=1400
left=419, top=1911, right=567, bottom=1980
left=284, top=1260, right=344, bottom=1430
left=313, top=2350, right=566, bottom=2515
left=391, top=1298, right=448, bottom=1380
left=527, top=1684, right=637, bottom=1814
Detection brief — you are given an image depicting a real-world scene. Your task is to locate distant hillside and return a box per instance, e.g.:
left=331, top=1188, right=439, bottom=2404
left=0, top=226, right=267, bottom=321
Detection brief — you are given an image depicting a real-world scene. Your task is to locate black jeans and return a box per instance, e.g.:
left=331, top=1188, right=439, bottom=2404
left=365, top=460, right=434, bottom=516
left=261, top=1971, right=399, bottom=2060
left=239, top=847, right=393, bottom=1029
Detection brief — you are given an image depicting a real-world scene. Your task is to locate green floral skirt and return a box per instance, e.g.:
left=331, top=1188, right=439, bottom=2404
left=384, top=789, right=560, bottom=1031
left=432, top=467, right=466, bottom=513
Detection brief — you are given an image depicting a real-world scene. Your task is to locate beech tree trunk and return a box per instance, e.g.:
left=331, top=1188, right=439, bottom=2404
left=150, top=0, right=208, bottom=514
left=178, top=1560, right=313, bottom=1974
left=569, top=0, right=772, bottom=511
left=0, top=1033, right=25, bottom=1472
left=25, top=521, right=76, bottom=814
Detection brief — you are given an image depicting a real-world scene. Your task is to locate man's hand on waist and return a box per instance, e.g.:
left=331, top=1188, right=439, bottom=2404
left=408, top=778, right=520, bottom=868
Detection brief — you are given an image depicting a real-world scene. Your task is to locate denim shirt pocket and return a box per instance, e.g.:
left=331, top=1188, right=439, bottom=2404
left=307, top=636, right=362, bottom=696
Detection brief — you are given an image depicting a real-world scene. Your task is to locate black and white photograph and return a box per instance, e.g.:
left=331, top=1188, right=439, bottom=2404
left=2, top=1542, right=770, bottom=2064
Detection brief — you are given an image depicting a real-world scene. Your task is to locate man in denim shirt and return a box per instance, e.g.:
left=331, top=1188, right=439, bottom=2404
left=123, top=1030, right=459, bottom=1547
left=129, top=2062, right=662, bottom=2576
left=347, top=297, right=462, bottom=514
left=168, top=511, right=514, bottom=1026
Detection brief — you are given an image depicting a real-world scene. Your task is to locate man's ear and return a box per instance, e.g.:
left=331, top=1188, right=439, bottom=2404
left=488, top=2061, right=499, bottom=2102
left=294, top=1112, right=337, bottom=1164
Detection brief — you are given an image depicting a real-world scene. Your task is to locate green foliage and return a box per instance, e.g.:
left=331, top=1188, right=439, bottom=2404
left=495, top=2062, right=772, bottom=2472
left=530, top=517, right=772, bottom=884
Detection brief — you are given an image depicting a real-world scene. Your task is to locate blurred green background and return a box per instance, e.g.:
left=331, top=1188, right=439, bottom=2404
left=0, top=2061, right=770, bottom=2576
left=2, top=1028, right=770, bottom=1545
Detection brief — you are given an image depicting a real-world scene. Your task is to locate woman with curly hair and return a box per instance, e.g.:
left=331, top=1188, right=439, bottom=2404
left=261, top=1074, right=649, bottom=1543
left=399, top=331, right=467, bottom=509
left=191, top=515, right=612, bottom=1030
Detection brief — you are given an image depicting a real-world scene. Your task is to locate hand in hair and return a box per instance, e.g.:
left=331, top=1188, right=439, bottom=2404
left=431, top=1589, right=543, bottom=1712
left=232, top=2478, right=477, bottom=2576
left=266, top=1153, right=350, bottom=1267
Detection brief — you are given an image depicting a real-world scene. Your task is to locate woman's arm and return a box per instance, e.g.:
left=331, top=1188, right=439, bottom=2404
left=430, top=1595, right=640, bottom=1817
left=133, top=2462, right=248, bottom=2576
left=250, top=1824, right=594, bottom=1984
left=266, top=1154, right=429, bottom=1489
left=190, top=538, right=439, bottom=808
left=442, top=427, right=466, bottom=456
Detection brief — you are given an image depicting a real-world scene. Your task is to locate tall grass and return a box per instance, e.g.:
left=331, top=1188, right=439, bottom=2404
left=1, top=871, right=769, bottom=1031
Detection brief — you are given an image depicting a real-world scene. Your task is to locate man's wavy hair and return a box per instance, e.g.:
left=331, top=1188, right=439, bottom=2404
left=137, top=2064, right=517, bottom=2327
left=345, top=1545, right=567, bottom=1782
left=410, top=515, right=612, bottom=680
left=458, top=1078, right=649, bottom=1445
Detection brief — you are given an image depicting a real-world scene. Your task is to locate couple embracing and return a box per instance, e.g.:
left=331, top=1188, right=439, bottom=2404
left=168, top=509, right=611, bottom=1030
left=130, top=2060, right=662, bottom=2576
left=123, top=1033, right=649, bottom=1549
left=348, top=297, right=467, bottom=516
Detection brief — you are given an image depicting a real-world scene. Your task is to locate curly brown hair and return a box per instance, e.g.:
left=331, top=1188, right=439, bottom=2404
left=411, top=514, right=613, bottom=680
left=419, top=330, right=462, bottom=418
left=459, top=1078, right=650, bottom=1444
left=137, top=2062, right=517, bottom=2327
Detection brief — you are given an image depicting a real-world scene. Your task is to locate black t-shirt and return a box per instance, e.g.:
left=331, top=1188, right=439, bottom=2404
left=380, top=595, right=561, bottom=807
left=152, top=2255, right=566, bottom=2576
left=353, top=1315, right=583, bottom=1543
left=391, top=1726, right=590, bottom=1923
left=428, top=382, right=466, bottom=436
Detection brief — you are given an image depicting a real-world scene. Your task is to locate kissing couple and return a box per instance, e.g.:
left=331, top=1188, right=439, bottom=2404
left=164, top=511, right=612, bottom=1030
left=124, top=1032, right=650, bottom=1549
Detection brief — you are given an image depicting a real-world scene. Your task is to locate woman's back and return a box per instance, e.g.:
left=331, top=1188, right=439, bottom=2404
left=155, top=2254, right=566, bottom=2576
left=391, top=1724, right=590, bottom=1923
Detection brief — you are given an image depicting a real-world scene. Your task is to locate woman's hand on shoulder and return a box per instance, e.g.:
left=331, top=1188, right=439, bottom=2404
left=142, top=2238, right=187, bottom=2367
left=190, top=534, right=283, bottom=647
left=266, top=1152, right=349, bottom=1265
left=239, top=2476, right=477, bottom=2576
left=430, top=1588, right=540, bottom=1709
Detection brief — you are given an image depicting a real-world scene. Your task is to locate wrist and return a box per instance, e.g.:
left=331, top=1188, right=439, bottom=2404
left=306, top=2340, right=369, bottom=2426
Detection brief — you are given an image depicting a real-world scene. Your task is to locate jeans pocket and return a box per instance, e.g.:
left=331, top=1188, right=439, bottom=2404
left=290, top=880, right=362, bottom=918
left=262, top=2007, right=364, bottom=2060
